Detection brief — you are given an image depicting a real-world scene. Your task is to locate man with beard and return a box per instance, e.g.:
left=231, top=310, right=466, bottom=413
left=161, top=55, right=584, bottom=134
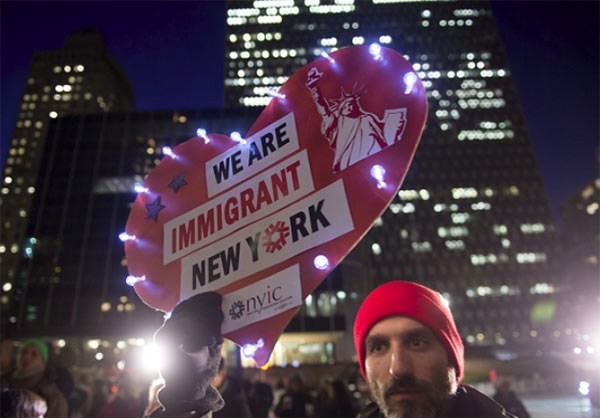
left=353, top=281, right=517, bottom=418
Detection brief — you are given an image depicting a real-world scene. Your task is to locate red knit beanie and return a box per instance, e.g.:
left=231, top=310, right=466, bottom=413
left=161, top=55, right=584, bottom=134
left=353, top=281, right=464, bottom=382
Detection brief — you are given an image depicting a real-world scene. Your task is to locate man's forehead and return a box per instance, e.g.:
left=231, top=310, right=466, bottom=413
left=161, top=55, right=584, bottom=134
left=366, top=315, right=433, bottom=338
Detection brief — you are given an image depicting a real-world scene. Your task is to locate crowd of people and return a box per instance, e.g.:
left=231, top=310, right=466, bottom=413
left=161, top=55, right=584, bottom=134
left=1, top=281, right=543, bottom=417
left=0, top=338, right=363, bottom=418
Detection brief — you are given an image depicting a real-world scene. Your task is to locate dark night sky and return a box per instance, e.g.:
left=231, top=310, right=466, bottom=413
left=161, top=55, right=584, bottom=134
left=1, top=1, right=598, bottom=225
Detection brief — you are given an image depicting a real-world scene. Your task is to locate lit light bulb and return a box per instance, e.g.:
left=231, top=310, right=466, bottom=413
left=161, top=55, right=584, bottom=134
left=119, top=232, right=136, bottom=242
left=313, top=255, right=330, bottom=270
left=126, top=275, right=146, bottom=286
left=370, top=164, right=387, bottom=189
left=197, top=128, right=210, bottom=144
left=241, top=338, right=265, bottom=358
left=403, top=72, right=418, bottom=94
left=134, top=184, right=149, bottom=194
left=162, top=146, right=176, bottom=158
left=320, top=50, right=335, bottom=64
left=230, top=131, right=247, bottom=144
left=369, top=43, right=382, bottom=60
left=267, top=88, right=286, bottom=100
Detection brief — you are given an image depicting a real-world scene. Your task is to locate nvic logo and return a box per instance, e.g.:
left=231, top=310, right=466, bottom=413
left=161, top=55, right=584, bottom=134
left=228, top=285, right=283, bottom=321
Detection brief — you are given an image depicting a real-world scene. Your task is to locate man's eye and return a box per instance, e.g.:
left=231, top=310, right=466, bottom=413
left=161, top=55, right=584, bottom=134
left=368, top=342, right=387, bottom=354
left=409, top=338, right=429, bottom=349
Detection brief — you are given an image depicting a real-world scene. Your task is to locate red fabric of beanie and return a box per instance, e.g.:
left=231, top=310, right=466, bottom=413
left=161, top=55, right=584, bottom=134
left=353, top=281, right=464, bottom=382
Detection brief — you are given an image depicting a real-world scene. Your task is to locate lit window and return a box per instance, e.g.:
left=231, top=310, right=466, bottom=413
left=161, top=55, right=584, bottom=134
left=520, top=223, right=546, bottom=234
left=452, top=187, right=477, bottom=199
left=516, top=252, right=547, bottom=264
left=412, top=241, right=431, bottom=252
left=493, top=224, right=507, bottom=235
left=451, top=212, right=470, bottom=224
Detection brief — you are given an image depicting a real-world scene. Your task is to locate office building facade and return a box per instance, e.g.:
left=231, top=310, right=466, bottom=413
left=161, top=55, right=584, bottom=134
left=3, top=108, right=259, bottom=341
left=225, top=0, right=565, bottom=361
left=1, top=30, right=134, bottom=295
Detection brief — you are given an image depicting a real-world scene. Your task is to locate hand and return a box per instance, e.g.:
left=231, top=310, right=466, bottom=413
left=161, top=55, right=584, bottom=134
left=153, top=292, right=225, bottom=416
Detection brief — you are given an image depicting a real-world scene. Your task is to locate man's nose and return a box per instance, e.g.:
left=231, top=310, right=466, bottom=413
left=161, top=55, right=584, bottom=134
left=388, top=348, right=413, bottom=378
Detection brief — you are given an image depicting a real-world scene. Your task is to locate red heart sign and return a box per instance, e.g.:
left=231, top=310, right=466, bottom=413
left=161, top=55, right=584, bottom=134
left=124, top=45, right=427, bottom=365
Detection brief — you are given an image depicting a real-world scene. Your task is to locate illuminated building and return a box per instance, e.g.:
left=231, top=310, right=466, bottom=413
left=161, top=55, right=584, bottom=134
left=225, top=0, right=564, bottom=364
left=1, top=30, right=134, bottom=304
left=3, top=107, right=260, bottom=339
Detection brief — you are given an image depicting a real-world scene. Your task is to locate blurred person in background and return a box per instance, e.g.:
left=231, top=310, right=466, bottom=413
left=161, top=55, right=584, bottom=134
left=246, top=371, right=274, bottom=418
left=353, top=281, right=517, bottom=418
left=212, top=357, right=251, bottom=418
left=314, top=379, right=357, bottom=417
left=1, top=339, right=68, bottom=418
left=1, top=388, right=48, bottom=418
left=97, top=373, right=144, bottom=418
left=492, top=381, right=530, bottom=418
left=273, top=372, right=315, bottom=418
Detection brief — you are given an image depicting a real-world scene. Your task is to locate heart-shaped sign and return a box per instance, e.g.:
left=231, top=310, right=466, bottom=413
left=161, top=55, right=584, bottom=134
left=124, top=45, right=427, bottom=365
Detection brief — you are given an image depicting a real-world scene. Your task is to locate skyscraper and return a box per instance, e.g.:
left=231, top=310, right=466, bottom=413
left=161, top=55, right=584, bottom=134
left=1, top=30, right=133, bottom=289
left=224, top=0, right=564, bottom=356
left=3, top=106, right=259, bottom=338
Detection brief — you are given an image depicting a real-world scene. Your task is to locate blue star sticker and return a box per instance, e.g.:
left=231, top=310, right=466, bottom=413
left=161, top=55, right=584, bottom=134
left=145, top=196, right=165, bottom=222
left=168, top=174, right=188, bottom=193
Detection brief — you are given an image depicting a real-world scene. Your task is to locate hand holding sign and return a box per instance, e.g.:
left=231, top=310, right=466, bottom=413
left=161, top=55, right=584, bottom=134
left=124, top=45, right=427, bottom=366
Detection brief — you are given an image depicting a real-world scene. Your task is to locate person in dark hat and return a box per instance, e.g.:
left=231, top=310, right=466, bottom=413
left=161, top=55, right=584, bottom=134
left=1, top=339, right=68, bottom=418
left=353, top=281, right=517, bottom=418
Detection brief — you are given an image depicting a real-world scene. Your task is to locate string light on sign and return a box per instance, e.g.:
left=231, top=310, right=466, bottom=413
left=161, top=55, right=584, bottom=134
left=161, top=146, right=177, bottom=159
left=403, top=72, right=418, bottom=94
left=196, top=128, right=210, bottom=144
left=230, top=131, right=247, bottom=145
left=134, top=184, right=149, bottom=194
left=319, top=50, right=335, bottom=64
left=313, top=254, right=330, bottom=270
left=119, top=232, right=136, bottom=242
left=266, top=87, right=286, bottom=100
left=241, top=338, right=265, bottom=358
left=370, top=164, right=387, bottom=189
left=126, top=275, right=146, bottom=286
left=369, top=43, right=382, bottom=60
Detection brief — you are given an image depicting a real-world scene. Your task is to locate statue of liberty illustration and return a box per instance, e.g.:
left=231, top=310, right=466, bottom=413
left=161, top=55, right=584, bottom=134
left=306, top=66, right=407, bottom=172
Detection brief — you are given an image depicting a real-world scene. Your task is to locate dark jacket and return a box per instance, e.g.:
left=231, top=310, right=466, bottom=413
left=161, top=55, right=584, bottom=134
left=358, top=385, right=517, bottom=418
left=1, top=366, right=69, bottom=418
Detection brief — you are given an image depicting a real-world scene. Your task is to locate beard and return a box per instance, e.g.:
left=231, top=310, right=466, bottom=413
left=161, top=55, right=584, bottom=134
left=368, top=369, right=455, bottom=418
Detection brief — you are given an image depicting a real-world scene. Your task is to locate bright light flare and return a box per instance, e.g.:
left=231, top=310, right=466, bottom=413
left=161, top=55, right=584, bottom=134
left=370, top=164, right=387, bottom=189
left=403, top=72, right=418, bottom=94
left=140, top=342, right=168, bottom=375
left=579, top=380, right=590, bottom=396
